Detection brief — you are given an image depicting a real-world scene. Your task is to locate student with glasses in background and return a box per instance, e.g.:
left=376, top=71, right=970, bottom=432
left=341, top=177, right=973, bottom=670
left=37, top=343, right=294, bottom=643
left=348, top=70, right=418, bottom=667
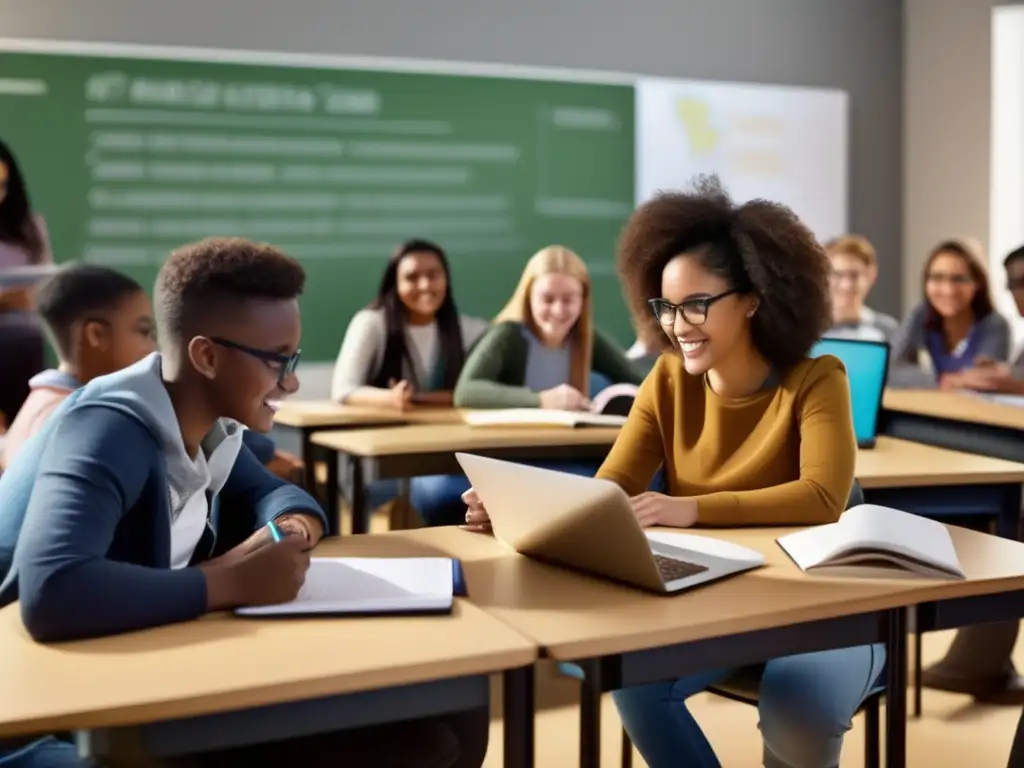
left=888, top=239, right=1011, bottom=389
left=821, top=235, right=899, bottom=342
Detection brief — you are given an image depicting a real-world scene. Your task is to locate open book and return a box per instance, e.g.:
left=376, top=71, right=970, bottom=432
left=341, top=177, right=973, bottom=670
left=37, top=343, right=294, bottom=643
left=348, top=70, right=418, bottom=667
left=776, top=504, right=965, bottom=579
left=464, top=383, right=639, bottom=428
left=236, top=557, right=456, bottom=617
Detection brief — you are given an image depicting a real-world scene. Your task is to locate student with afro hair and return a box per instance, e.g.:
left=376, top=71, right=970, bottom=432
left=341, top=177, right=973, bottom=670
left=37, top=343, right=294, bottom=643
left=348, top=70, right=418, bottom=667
left=465, top=177, right=881, bottom=768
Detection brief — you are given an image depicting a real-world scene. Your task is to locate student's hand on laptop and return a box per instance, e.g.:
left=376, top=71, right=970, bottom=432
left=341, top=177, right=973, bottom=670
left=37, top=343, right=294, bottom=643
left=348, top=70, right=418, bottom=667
left=539, top=384, right=591, bottom=411
left=461, top=488, right=492, bottom=532
left=201, top=534, right=311, bottom=609
left=630, top=492, right=698, bottom=528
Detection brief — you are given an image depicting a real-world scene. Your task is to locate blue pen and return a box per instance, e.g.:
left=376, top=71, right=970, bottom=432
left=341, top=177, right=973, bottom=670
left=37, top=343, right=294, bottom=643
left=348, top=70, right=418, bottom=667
left=266, top=520, right=284, bottom=542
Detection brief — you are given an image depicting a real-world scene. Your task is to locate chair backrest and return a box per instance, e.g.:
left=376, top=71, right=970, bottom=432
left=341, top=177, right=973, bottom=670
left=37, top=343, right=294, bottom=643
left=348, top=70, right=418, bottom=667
left=810, top=338, right=889, bottom=447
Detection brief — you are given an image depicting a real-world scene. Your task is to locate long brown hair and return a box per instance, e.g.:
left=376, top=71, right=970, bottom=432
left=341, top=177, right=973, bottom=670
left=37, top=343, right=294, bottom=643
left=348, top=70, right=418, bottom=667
left=495, top=245, right=593, bottom=394
left=368, top=239, right=466, bottom=389
left=922, top=238, right=994, bottom=330
left=0, top=139, right=45, bottom=264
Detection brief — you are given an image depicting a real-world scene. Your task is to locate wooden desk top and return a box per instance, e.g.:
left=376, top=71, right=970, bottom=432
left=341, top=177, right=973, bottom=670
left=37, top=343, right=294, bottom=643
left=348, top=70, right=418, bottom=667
left=0, top=600, right=535, bottom=738
left=883, top=389, right=1024, bottom=431
left=319, top=527, right=1017, bottom=661
left=273, top=401, right=463, bottom=429
left=856, top=436, right=1024, bottom=488
left=311, top=422, right=621, bottom=457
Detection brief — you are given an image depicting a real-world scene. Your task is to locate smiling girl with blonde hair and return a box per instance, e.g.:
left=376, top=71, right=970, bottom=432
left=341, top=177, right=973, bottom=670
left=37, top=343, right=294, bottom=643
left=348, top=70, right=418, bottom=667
left=455, top=245, right=640, bottom=409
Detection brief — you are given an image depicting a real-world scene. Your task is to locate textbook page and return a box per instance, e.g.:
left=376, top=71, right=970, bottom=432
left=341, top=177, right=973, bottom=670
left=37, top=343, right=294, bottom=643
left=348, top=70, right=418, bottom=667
left=236, top=557, right=454, bottom=616
left=777, top=504, right=964, bottom=578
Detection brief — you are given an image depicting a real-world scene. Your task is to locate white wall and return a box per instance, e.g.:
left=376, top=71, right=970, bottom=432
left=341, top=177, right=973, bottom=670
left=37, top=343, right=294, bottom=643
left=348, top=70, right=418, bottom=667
left=903, top=0, right=1009, bottom=310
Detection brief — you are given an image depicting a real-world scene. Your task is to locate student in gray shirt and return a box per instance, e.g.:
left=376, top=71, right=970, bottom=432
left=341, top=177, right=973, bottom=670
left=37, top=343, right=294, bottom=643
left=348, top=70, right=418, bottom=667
left=821, top=235, right=900, bottom=343
left=951, top=244, right=1024, bottom=393
left=888, top=239, right=1010, bottom=389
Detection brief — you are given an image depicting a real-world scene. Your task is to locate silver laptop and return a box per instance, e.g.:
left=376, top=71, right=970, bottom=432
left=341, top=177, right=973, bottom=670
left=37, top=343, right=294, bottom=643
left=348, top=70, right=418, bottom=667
left=455, top=453, right=766, bottom=594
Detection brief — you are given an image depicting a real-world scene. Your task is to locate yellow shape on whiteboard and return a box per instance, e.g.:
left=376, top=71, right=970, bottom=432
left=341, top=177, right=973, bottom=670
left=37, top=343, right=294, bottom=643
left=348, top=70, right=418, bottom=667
left=676, top=97, right=718, bottom=156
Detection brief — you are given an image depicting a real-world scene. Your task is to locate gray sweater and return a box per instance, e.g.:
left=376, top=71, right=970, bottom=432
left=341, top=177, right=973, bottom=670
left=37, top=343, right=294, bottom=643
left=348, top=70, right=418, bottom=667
left=888, top=302, right=1011, bottom=388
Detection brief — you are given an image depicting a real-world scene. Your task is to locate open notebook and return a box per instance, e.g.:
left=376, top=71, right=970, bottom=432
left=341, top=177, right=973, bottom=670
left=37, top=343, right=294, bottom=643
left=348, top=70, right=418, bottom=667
left=464, top=384, right=639, bottom=429
left=776, top=504, right=965, bottom=579
left=236, top=557, right=457, bottom=617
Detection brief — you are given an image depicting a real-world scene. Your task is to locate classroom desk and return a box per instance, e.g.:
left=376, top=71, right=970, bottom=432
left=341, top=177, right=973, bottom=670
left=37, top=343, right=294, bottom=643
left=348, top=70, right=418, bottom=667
left=272, top=401, right=463, bottom=503
left=858, top=435, right=1024, bottom=537
left=319, top=524, right=1024, bottom=768
left=311, top=429, right=1024, bottom=538
left=0, top=599, right=537, bottom=767
left=882, top=389, right=1024, bottom=466
left=311, top=423, right=621, bottom=534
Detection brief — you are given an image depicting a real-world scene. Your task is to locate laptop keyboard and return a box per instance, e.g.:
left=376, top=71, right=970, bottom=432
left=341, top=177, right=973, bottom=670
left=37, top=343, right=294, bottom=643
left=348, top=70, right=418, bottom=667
left=654, top=554, right=709, bottom=582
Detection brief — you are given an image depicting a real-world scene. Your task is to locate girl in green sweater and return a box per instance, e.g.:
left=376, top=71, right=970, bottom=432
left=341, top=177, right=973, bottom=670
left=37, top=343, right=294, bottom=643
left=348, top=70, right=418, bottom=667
left=454, top=245, right=642, bottom=408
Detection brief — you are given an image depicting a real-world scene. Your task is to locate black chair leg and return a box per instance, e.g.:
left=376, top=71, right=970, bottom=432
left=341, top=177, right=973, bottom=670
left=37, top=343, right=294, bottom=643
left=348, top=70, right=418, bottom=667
left=864, top=696, right=880, bottom=768
left=915, top=621, right=923, bottom=718
left=621, top=728, right=632, bottom=768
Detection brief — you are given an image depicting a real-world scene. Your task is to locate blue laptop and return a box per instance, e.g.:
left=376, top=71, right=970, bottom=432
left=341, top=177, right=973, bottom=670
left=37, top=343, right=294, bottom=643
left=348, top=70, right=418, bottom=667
left=810, top=337, right=890, bottom=449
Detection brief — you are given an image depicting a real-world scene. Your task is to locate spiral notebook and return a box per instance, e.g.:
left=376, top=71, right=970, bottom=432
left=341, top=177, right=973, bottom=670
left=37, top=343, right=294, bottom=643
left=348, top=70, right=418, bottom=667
left=235, top=557, right=463, bottom=617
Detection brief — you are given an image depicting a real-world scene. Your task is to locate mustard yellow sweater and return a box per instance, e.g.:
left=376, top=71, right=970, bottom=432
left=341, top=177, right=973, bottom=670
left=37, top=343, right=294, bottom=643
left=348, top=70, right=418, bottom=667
left=597, top=354, right=856, bottom=526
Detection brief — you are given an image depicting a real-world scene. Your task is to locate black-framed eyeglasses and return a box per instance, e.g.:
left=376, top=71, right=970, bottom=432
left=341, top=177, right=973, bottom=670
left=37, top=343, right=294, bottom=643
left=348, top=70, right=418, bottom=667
left=211, top=337, right=301, bottom=384
left=647, top=289, right=739, bottom=327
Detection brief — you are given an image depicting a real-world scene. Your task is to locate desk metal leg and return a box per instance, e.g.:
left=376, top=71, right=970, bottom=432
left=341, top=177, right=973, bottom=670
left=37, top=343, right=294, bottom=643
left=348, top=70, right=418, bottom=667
left=503, top=666, right=534, bottom=768
left=886, top=608, right=908, bottom=768
left=349, top=456, right=368, bottom=535
left=301, top=428, right=317, bottom=498
left=324, top=447, right=340, bottom=536
left=579, top=659, right=603, bottom=768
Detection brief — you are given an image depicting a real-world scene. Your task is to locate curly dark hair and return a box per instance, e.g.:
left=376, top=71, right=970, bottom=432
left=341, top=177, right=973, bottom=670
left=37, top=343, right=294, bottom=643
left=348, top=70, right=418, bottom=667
left=155, top=237, right=305, bottom=340
left=617, top=176, right=831, bottom=370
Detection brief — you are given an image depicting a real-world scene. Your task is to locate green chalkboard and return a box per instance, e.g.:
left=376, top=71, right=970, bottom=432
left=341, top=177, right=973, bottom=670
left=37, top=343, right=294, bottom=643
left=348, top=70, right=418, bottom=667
left=0, top=46, right=636, bottom=360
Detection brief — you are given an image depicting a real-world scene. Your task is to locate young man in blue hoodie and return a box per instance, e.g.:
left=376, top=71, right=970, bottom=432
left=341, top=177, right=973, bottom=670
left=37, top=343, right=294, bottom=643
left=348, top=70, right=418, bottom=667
left=0, top=238, right=486, bottom=767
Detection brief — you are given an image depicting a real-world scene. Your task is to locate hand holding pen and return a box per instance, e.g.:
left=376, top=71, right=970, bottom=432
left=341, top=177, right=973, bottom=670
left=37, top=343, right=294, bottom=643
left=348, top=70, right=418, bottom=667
left=200, top=523, right=311, bottom=610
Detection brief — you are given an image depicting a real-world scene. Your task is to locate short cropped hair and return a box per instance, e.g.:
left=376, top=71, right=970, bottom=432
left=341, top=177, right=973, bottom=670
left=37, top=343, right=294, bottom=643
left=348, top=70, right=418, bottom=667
left=155, top=237, right=306, bottom=341
left=34, top=263, right=144, bottom=358
left=1004, top=244, right=1024, bottom=271
left=824, top=234, right=877, bottom=269
left=617, top=175, right=831, bottom=371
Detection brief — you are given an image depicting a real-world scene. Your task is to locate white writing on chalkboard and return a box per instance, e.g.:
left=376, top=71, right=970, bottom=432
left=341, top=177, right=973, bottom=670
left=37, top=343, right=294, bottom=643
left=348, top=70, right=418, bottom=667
left=84, top=72, right=381, bottom=116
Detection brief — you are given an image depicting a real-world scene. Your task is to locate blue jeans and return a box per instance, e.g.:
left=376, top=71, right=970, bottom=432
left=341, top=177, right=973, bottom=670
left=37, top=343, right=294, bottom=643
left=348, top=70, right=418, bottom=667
left=0, top=738, right=93, bottom=767
left=606, top=644, right=886, bottom=768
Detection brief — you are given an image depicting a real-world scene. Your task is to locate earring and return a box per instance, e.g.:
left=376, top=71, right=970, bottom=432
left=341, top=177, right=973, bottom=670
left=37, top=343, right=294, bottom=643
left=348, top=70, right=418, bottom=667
left=746, top=310, right=755, bottom=318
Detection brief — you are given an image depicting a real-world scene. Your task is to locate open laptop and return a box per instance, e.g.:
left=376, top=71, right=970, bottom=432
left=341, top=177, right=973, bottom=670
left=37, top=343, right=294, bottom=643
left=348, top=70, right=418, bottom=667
left=811, top=337, right=890, bottom=449
left=455, top=453, right=765, bottom=595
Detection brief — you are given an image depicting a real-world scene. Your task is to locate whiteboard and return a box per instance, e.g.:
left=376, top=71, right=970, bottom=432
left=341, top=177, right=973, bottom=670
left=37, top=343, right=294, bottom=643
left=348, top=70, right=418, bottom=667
left=635, top=77, right=848, bottom=241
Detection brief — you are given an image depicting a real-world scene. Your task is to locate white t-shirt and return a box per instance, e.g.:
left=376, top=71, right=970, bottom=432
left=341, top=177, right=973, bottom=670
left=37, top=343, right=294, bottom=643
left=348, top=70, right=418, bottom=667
left=331, top=308, right=489, bottom=401
left=167, top=422, right=243, bottom=569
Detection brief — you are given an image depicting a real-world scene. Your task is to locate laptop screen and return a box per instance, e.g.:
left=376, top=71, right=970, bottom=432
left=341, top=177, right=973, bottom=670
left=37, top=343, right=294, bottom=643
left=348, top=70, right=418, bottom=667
left=810, top=338, right=890, bottom=445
